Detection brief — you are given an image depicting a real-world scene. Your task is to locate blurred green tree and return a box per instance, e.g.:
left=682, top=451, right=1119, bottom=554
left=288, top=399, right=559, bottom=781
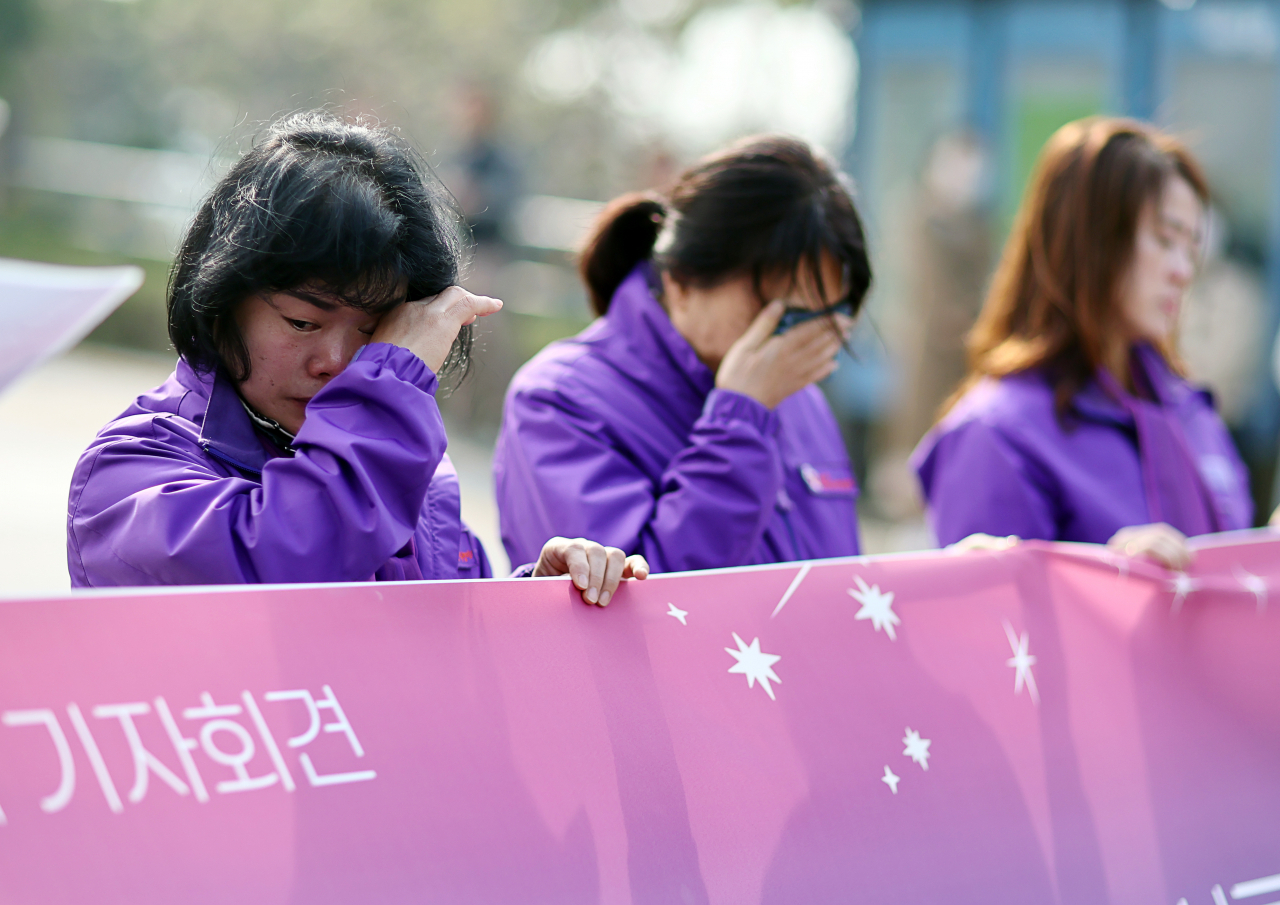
left=0, top=0, right=37, bottom=83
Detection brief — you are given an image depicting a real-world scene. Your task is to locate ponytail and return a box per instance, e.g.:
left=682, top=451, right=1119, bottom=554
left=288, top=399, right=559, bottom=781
left=579, top=137, right=872, bottom=324
left=578, top=191, right=666, bottom=315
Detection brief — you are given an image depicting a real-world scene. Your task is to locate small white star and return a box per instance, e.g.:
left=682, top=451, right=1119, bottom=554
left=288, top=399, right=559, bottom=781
left=725, top=633, right=782, bottom=701
left=848, top=575, right=900, bottom=641
left=666, top=602, right=688, bottom=625
left=881, top=765, right=900, bottom=794
left=1235, top=567, right=1268, bottom=611
left=1169, top=572, right=1198, bottom=613
left=902, top=728, right=931, bottom=771
left=1003, top=620, right=1040, bottom=706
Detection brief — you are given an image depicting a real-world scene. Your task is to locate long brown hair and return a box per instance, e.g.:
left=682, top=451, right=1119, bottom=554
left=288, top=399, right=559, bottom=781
left=945, top=117, right=1208, bottom=418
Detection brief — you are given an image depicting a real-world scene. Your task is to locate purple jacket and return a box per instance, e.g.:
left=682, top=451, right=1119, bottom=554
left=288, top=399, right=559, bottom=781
left=493, top=264, right=860, bottom=572
left=68, top=343, right=492, bottom=587
left=911, top=345, right=1253, bottom=547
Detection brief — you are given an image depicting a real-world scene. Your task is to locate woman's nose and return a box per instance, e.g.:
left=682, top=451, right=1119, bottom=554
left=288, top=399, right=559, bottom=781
left=1170, top=247, right=1196, bottom=287
left=309, top=333, right=362, bottom=379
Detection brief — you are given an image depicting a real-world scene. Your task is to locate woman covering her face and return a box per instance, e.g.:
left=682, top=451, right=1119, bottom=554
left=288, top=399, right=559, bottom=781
left=67, top=112, right=646, bottom=604
left=493, top=135, right=872, bottom=572
left=912, top=117, right=1253, bottom=568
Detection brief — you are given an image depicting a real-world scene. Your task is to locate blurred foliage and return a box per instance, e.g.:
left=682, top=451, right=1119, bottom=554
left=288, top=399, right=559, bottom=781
left=0, top=0, right=641, bottom=361
left=0, top=193, right=171, bottom=351
left=0, top=0, right=772, bottom=378
left=0, top=0, right=37, bottom=64
left=1, top=0, right=637, bottom=194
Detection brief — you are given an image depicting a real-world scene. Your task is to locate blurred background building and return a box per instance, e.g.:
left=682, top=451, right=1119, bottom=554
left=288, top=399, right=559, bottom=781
left=2, top=0, right=1280, bottom=591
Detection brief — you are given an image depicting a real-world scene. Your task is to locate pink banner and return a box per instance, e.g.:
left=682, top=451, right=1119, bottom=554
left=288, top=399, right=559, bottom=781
left=1, top=534, right=1279, bottom=903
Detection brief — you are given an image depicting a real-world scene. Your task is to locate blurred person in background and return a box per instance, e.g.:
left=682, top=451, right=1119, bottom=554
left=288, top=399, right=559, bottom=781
left=1179, top=212, right=1276, bottom=522
left=1179, top=211, right=1267, bottom=431
left=436, top=83, right=525, bottom=435
left=493, top=136, right=871, bottom=572
left=67, top=112, right=645, bottom=605
left=444, top=83, right=523, bottom=251
left=913, top=117, right=1253, bottom=569
left=871, top=131, right=992, bottom=523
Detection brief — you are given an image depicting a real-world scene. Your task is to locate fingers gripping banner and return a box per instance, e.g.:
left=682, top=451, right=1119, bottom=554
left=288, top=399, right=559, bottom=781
left=0, top=534, right=1278, bottom=903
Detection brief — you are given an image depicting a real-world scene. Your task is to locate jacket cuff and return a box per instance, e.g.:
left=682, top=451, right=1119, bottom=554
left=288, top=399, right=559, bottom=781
left=510, top=562, right=537, bottom=578
left=701, top=389, right=778, bottom=436
left=351, top=343, right=438, bottom=395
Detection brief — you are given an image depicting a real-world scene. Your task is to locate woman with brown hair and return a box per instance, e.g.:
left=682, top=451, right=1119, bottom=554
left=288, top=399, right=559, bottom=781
left=911, top=117, right=1253, bottom=568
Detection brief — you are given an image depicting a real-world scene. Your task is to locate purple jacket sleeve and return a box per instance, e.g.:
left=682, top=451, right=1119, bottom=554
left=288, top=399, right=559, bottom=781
left=70, top=344, right=446, bottom=586
left=496, top=385, right=782, bottom=572
left=916, top=419, right=1059, bottom=547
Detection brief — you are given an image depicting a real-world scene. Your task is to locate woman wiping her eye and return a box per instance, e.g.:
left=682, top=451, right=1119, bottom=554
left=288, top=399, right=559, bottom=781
left=493, top=135, right=871, bottom=572
left=912, top=118, right=1253, bottom=569
left=67, top=111, right=646, bottom=603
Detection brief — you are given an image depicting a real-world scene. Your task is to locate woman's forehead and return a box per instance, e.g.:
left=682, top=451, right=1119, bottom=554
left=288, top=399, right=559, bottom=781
left=282, top=275, right=408, bottom=310
left=763, top=252, right=848, bottom=299
left=1152, top=176, right=1203, bottom=239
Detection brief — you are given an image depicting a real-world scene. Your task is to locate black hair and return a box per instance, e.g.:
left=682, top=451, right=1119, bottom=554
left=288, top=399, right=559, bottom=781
left=168, top=110, right=469, bottom=383
left=579, top=134, right=872, bottom=319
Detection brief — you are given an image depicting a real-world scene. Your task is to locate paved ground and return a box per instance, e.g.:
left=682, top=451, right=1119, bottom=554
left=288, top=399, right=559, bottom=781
left=0, top=346, right=926, bottom=597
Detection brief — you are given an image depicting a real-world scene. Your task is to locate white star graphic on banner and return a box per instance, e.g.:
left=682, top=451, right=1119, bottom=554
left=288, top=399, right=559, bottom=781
left=1235, top=567, right=1268, bottom=611
left=1169, top=572, right=1199, bottom=613
left=1228, top=871, right=1280, bottom=899
left=881, top=765, right=900, bottom=794
left=725, top=633, right=782, bottom=701
left=902, top=728, right=931, bottom=770
left=848, top=575, right=900, bottom=640
left=1003, top=620, right=1040, bottom=706
left=666, top=603, right=689, bottom=625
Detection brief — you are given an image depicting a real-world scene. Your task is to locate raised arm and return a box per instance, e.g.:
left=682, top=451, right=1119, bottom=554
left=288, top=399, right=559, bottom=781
left=70, top=287, right=503, bottom=587
left=70, top=344, right=447, bottom=586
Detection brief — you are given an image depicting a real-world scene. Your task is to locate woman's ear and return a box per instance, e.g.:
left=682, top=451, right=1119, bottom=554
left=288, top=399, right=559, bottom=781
left=660, top=270, right=687, bottom=315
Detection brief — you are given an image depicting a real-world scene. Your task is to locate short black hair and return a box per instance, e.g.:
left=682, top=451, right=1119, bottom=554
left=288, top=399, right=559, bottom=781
left=579, top=134, right=872, bottom=319
left=168, top=110, right=469, bottom=382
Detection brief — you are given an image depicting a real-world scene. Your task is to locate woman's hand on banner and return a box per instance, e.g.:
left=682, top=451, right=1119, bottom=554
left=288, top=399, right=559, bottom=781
left=534, top=537, right=650, bottom=606
left=717, top=300, right=853, bottom=409
left=1107, top=522, right=1192, bottom=571
left=946, top=533, right=1020, bottom=554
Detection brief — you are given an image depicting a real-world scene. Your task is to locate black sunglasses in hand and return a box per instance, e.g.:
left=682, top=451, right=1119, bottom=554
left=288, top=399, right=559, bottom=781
left=773, top=298, right=856, bottom=335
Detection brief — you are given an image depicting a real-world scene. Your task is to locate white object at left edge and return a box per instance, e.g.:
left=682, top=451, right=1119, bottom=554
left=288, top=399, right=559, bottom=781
left=0, top=257, right=144, bottom=395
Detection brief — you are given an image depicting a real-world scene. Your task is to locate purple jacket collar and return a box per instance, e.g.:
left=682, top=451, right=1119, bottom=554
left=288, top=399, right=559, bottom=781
left=174, top=358, right=279, bottom=476
left=607, top=263, right=716, bottom=399
left=1071, top=343, right=1200, bottom=427
left=1063, top=346, right=1221, bottom=534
